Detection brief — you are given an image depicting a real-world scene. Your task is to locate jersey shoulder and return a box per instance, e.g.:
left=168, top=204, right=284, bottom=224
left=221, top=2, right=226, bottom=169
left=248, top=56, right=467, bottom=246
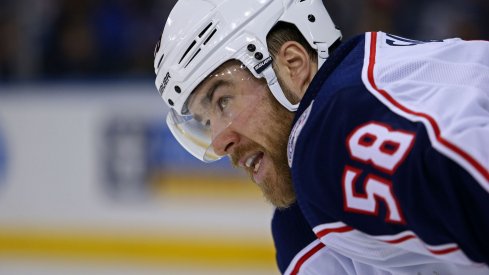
left=290, top=32, right=489, bottom=264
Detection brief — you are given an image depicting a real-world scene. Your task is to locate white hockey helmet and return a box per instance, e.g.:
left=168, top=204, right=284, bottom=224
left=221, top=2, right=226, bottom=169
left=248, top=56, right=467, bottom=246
left=154, top=0, right=341, bottom=162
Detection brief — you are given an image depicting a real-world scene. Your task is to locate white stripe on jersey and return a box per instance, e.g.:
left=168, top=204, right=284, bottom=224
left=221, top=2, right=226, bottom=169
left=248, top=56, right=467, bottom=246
left=312, top=221, right=352, bottom=232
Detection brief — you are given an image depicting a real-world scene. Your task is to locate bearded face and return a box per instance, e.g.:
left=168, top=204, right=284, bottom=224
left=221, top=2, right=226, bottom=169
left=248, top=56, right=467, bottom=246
left=187, top=61, right=297, bottom=208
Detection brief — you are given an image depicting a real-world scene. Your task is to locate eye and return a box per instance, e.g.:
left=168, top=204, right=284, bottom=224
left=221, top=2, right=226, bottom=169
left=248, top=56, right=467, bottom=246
left=217, top=96, right=231, bottom=111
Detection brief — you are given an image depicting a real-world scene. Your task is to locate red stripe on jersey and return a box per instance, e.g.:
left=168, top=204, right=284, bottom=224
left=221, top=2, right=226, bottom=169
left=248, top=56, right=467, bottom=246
left=315, top=225, right=353, bottom=239
left=316, top=222, right=459, bottom=256
left=290, top=242, right=326, bottom=275
left=382, top=233, right=460, bottom=255
left=428, top=246, right=460, bottom=255
left=384, top=234, right=416, bottom=244
left=367, top=32, right=489, bottom=183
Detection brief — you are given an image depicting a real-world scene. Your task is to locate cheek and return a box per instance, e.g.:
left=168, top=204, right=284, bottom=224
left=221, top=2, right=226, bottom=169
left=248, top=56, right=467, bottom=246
left=242, top=108, right=274, bottom=142
left=235, top=99, right=267, bottom=126
left=235, top=91, right=292, bottom=149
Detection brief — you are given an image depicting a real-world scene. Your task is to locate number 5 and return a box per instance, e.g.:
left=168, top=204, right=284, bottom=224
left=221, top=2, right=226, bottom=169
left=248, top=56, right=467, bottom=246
left=343, top=166, right=405, bottom=224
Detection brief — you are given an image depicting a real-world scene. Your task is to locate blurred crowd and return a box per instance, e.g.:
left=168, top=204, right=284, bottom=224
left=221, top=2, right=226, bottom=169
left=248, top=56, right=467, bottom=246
left=0, top=0, right=487, bottom=82
left=0, top=0, right=175, bottom=81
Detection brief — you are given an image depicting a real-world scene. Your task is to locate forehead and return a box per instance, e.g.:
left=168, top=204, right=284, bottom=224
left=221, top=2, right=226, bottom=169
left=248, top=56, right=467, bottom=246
left=199, top=61, right=250, bottom=91
left=187, top=61, right=254, bottom=110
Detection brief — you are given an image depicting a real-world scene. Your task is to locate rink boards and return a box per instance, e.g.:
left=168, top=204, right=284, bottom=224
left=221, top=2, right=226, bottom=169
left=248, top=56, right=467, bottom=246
left=0, top=83, right=276, bottom=275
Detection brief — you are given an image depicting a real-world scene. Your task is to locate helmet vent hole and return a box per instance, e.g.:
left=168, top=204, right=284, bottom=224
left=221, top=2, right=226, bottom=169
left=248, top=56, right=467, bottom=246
left=157, top=53, right=164, bottom=68
left=154, top=40, right=161, bottom=57
left=185, top=48, right=202, bottom=68
left=199, top=22, right=213, bottom=38
left=179, top=40, right=197, bottom=64
left=203, top=28, right=217, bottom=45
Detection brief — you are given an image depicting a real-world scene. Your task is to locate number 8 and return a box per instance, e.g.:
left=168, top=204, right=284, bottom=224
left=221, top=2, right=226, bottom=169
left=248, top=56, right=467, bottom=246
left=347, top=122, right=415, bottom=174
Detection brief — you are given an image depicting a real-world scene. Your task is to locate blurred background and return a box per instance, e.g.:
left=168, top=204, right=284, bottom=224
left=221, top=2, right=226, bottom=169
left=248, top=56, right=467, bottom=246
left=0, top=0, right=487, bottom=274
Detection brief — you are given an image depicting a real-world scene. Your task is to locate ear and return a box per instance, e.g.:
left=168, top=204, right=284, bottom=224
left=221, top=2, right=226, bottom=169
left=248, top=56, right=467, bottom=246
left=274, top=41, right=316, bottom=99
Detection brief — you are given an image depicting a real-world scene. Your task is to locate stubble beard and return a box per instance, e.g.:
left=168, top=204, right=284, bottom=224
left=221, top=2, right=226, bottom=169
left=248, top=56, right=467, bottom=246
left=259, top=96, right=296, bottom=209
left=231, top=90, right=296, bottom=209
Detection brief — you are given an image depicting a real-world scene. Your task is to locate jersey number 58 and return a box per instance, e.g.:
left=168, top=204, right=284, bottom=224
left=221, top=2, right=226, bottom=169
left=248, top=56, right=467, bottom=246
left=343, top=122, right=415, bottom=224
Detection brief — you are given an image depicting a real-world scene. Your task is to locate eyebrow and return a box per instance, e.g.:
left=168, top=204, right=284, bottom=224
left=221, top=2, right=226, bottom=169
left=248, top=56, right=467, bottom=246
left=202, top=79, right=227, bottom=106
left=191, top=79, right=230, bottom=123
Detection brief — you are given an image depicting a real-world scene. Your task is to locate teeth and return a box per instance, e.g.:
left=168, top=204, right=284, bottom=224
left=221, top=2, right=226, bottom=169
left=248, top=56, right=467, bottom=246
left=243, top=154, right=262, bottom=173
left=245, top=157, right=253, bottom=168
left=254, top=158, right=262, bottom=173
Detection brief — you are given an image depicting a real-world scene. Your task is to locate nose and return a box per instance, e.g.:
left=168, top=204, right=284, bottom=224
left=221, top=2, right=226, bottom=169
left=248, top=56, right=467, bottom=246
left=211, top=126, right=239, bottom=156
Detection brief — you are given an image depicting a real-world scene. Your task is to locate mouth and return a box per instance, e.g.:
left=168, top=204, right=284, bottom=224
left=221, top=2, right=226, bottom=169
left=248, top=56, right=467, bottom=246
left=239, top=152, right=265, bottom=182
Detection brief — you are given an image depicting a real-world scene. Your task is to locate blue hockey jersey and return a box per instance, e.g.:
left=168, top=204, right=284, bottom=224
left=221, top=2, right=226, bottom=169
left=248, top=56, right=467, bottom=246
left=277, top=32, right=489, bottom=274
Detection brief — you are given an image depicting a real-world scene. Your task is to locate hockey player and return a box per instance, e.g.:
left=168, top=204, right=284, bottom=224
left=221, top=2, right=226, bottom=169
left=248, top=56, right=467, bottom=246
left=153, top=0, right=489, bottom=273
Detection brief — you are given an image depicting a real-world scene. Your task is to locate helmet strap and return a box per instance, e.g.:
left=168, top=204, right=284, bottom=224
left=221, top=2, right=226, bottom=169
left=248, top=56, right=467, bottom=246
left=262, top=65, right=299, bottom=112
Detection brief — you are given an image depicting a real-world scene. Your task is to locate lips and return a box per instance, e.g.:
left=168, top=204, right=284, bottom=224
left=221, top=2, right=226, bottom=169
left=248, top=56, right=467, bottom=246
left=239, top=152, right=265, bottom=181
left=245, top=152, right=264, bottom=173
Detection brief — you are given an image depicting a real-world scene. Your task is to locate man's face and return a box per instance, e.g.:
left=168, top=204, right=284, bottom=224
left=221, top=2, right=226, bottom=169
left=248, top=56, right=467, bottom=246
left=187, top=61, right=296, bottom=208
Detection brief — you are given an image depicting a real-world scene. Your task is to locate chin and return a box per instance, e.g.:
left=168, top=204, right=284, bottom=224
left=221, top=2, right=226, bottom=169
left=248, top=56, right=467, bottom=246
left=260, top=175, right=296, bottom=209
left=268, top=194, right=296, bottom=209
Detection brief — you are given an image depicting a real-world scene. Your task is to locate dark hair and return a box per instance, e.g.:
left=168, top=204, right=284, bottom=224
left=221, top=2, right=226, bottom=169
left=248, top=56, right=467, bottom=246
left=266, top=22, right=318, bottom=63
